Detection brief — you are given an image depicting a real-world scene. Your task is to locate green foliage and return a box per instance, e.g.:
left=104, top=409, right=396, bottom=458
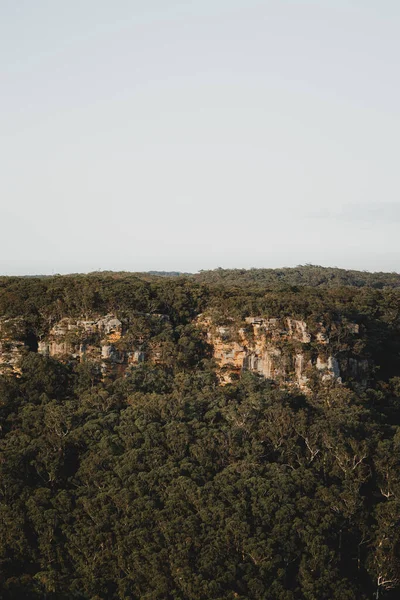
left=0, top=270, right=400, bottom=598
left=0, top=359, right=399, bottom=598
left=194, top=265, right=400, bottom=289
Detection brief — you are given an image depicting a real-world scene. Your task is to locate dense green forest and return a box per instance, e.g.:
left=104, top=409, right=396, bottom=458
left=192, top=265, right=400, bottom=289
left=1, top=268, right=400, bottom=599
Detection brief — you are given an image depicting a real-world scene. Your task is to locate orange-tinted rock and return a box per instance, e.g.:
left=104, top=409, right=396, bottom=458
left=196, top=314, right=359, bottom=390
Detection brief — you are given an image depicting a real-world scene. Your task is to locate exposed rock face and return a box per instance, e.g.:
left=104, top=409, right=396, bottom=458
left=197, top=315, right=365, bottom=390
left=0, top=318, right=27, bottom=375
left=316, top=356, right=341, bottom=383
left=0, top=312, right=368, bottom=391
left=0, top=314, right=155, bottom=376
left=37, top=314, right=146, bottom=375
left=0, top=338, right=25, bottom=375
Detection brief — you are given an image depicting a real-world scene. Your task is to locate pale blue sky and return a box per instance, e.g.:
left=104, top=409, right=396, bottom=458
left=1, top=0, right=400, bottom=274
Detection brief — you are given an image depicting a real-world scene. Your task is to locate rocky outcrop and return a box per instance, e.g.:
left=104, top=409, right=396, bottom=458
left=0, top=314, right=158, bottom=376
left=0, top=338, right=25, bottom=375
left=197, top=315, right=367, bottom=390
left=316, top=356, right=340, bottom=383
left=37, top=314, right=150, bottom=375
left=0, top=318, right=27, bottom=375
left=0, top=312, right=369, bottom=391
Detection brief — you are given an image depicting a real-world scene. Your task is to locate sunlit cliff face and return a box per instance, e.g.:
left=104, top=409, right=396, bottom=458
left=0, top=313, right=369, bottom=391
left=0, top=315, right=147, bottom=378
left=196, top=315, right=369, bottom=391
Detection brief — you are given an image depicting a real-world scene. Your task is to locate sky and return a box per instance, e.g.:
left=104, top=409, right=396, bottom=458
left=1, top=0, right=400, bottom=275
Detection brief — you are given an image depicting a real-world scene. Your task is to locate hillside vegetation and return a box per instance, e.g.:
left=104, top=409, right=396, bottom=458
left=0, top=270, right=400, bottom=599
left=192, top=265, right=400, bottom=289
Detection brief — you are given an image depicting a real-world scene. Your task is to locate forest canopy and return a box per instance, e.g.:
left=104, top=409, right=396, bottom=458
left=0, top=268, right=400, bottom=599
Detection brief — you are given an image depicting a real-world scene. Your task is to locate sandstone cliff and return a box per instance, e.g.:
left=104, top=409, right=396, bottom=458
left=0, top=312, right=369, bottom=391
left=0, top=314, right=161, bottom=377
left=196, top=314, right=369, bottom=390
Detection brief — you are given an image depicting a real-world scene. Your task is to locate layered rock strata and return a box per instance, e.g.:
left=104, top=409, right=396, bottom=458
left=0, top=314, right=150, bottom=376
left=0, top=313, right=369, bottom=390
left=197, top=315, right=368, bottom=390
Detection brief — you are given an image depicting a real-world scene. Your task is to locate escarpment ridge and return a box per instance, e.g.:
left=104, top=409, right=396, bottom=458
left=0, top=310, right=382, bottom=392
left=0, top=268, right=399, bottom=390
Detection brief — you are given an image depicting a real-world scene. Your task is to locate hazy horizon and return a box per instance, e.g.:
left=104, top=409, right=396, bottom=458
left=2, top=1, right=400, bottom=275
left=3, top=263, right=400, bottom=278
